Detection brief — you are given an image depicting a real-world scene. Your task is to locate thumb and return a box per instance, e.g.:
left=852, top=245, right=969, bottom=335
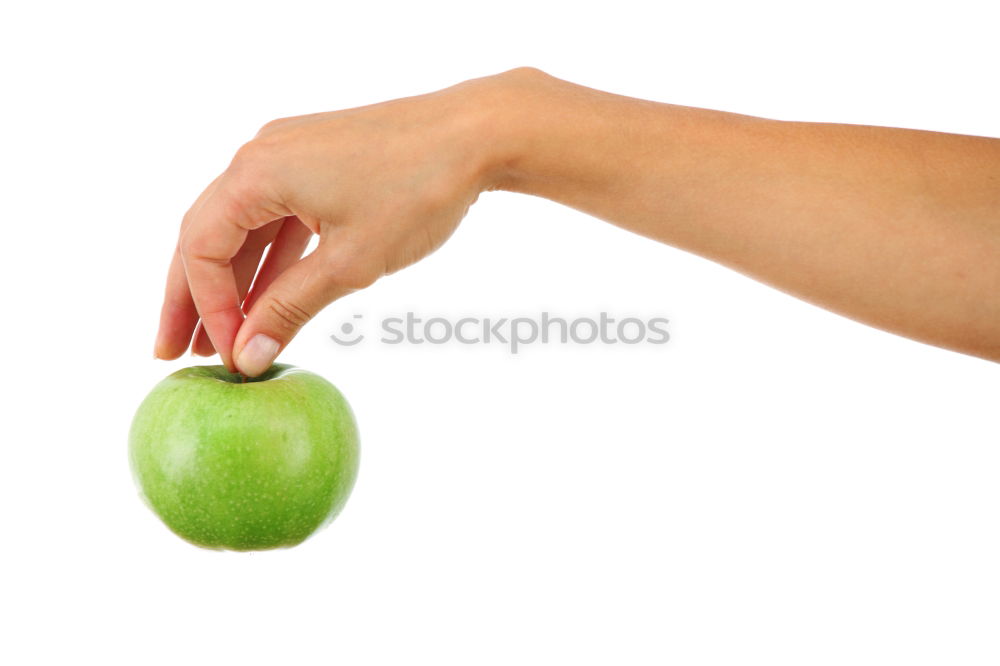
left=233, top=247, right=358, bottom=376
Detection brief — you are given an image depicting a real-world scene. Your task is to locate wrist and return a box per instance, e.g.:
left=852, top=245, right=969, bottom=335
left=468, top=67, right=622, bottom=207
left=458, top=67, right=564, bottom=194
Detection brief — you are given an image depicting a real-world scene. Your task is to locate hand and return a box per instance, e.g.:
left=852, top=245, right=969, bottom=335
left=155, top=71, right=518, bottom=375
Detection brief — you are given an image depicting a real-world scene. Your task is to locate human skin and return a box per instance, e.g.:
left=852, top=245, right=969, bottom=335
left=154, top=67, right=1000, bottom=373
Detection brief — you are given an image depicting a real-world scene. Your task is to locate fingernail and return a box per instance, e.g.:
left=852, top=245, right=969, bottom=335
left=236, top=334, right=280, bottom=377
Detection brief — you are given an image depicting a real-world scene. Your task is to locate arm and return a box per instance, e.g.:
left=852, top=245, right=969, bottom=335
left=155, top=68, right=1000, bottom=373
left=494, top=69, right=1000, bottom=361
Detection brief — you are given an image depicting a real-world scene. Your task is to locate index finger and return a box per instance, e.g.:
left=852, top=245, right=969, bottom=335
left=179, top=176, right=285, bottom=370
left=156, top=174, right=225, bottom=360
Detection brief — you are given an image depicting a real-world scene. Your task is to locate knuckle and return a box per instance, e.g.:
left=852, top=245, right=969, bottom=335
left=257, top=116, right=292, bottom=135
left=227, top=144, right=279, bottom=202
left=231, top=139, right=284, bottom=181
left=178, top=225, right=226, bottom=264
left=218, top=173, right=280, bottom=229
left=219, top=194, right=252, bottom=229
left=232, top=140, right=267, bottom=168
left=266, top=297, right=313, bottom=332
left=177, top=228, right=200, bottom=257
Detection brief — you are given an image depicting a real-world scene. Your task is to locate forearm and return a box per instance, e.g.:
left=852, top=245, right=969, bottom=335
left=484, top=69, right=1000, bottom=361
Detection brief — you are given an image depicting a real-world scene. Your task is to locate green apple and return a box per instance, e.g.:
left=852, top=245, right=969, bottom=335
left=129, top=364, right=359, bottom=551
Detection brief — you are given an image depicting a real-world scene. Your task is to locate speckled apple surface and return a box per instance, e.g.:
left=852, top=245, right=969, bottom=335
left=129, top=364, right=360, bottom=551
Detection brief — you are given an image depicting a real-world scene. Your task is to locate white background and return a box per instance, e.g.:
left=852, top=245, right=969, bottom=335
left=2, top=1, right=998, bottom=664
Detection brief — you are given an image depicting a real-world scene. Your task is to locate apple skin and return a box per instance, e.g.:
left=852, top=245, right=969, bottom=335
left=129, top=364, right=359, bottom=551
